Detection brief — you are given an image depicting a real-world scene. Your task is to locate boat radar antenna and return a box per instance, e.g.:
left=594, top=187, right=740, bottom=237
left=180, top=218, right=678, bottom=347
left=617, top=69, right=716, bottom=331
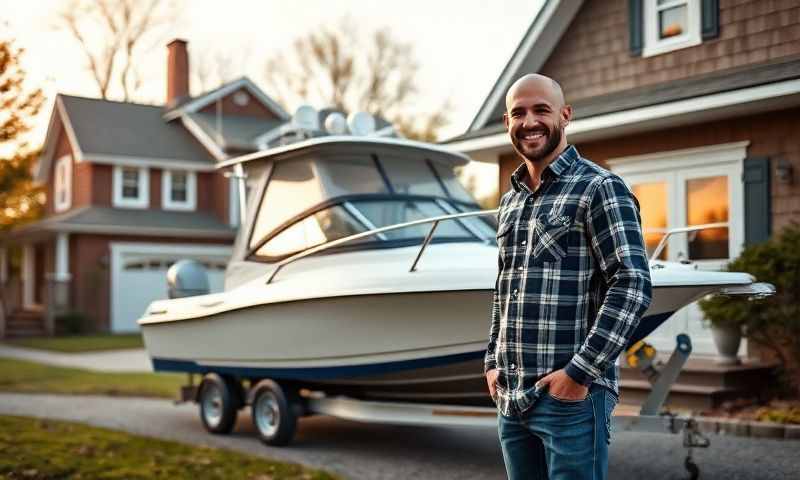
left=347, top=111, right=376, bottom=136
left=324, top=112, right=348, bottom=135
left=293, top=105, right=319, bottom=134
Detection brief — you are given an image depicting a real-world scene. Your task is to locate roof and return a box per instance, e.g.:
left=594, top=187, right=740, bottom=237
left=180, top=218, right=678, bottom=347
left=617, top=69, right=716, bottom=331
left=468, top=0, right=583, bottom=131
left=163, top=77, right=289, bottom=122
left=187, top=112, right=283, bottom=151
left=445, top=55, right=800, bottom=145
left=59, top=95, right=216, bottom=165
left=219, top=136, right=471, bottom=170
left=6, top=206, right=235, bottom=240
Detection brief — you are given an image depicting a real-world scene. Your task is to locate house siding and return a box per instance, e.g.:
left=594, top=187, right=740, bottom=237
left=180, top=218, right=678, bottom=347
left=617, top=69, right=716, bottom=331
left=198, top=87, right=278, bottom=118
left=496, top=107, right=800, bottom=234
left=538, top=0, right=800, bottom=102
left=69, top=234, right=231, bottom=331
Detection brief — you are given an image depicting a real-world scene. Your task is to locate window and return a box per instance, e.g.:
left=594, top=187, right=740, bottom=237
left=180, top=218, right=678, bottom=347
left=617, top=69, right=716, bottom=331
left=255, top=205, right=369, bottom=258
left=643, top=0, right=701, bottom=57
left=162, top=170, right=197, bottom=211
left=113, top=166, right=149, bottom=208
left=54, top=155, right=72, bottom=212
left=249, top=159, right=326, bottom=248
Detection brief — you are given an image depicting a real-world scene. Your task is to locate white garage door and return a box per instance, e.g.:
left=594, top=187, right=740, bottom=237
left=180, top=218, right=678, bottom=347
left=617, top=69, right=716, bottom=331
left=111, top=243, right=232, bottom=332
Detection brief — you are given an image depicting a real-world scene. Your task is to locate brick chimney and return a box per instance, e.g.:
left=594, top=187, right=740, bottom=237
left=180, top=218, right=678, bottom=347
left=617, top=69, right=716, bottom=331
left=166, top=39, right=189, bottom=107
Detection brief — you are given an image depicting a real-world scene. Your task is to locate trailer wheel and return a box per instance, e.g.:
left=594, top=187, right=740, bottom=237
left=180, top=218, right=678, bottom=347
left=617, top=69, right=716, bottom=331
left=251, top=380, right=298, bottom=446
left=198, top=373, right=240, bottom=434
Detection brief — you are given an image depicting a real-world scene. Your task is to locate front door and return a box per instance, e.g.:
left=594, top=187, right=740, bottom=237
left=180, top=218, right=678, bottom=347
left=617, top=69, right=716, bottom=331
left=610, top=143, right=747, bottom=356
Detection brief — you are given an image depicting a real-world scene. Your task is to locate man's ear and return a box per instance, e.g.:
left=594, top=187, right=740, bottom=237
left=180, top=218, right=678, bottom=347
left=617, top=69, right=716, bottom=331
left=561, top=105, right=573, bottom=125
left=503, top=112, right=510, bottom=130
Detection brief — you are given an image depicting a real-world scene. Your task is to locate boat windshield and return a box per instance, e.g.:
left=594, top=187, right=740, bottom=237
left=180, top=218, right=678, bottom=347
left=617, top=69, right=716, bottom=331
left=248, top=154, right=495, bottom=261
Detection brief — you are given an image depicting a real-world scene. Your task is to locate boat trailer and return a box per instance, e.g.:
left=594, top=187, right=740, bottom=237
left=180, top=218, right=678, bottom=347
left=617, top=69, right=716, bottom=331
left=177, top=333, right=709, bottom=480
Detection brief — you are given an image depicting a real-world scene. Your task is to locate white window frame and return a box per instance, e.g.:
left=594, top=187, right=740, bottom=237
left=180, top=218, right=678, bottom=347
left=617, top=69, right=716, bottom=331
left=162, top=169, right=196, bottom=211
left=642, top=0, right=702, bottom=58
left=54, top=155, right=72, bottom=212
left=113, top=165, right=149, bottom=209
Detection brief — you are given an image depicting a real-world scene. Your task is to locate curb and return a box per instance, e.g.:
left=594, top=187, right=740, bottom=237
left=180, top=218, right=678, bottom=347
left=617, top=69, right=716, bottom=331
left=694, top=416, right=800, bottom=440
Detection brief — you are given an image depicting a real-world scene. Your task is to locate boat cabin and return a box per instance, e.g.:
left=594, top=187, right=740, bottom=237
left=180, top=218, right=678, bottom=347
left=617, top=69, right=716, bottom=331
left=222, top=137, right=495, bottom=288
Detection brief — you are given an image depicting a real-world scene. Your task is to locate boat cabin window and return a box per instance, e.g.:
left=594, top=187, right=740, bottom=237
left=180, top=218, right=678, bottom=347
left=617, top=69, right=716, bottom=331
left=430, top=161, right=476, bottom=204
left=323, top=155, right=390, bottom=197
left=249, top=159, right=326, bottom=248
left=247, top=150, right=494, bottom=261
left=379, top=155, right=446, bottom=197
left=352, top=199, right=471, bottom=240
left=255, top=205, right=371, bottom=258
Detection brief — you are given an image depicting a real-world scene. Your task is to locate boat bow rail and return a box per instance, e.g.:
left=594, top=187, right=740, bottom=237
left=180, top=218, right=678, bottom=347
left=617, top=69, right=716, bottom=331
left=266, top=209, right=500, bottom=284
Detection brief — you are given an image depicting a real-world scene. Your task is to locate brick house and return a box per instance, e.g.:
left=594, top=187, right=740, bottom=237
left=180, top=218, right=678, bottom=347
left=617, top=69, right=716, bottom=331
left=0, top=39, right=290, bottom=336
left=444, top=0, right=800, bottom=406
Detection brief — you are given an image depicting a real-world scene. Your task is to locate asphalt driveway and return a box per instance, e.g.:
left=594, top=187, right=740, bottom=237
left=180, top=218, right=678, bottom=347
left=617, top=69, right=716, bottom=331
left=0, top=393, right=797, bottom=480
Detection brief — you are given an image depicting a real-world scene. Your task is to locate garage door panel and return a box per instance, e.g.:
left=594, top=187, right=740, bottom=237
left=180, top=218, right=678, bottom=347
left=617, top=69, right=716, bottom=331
left=112, top=245, right=229, bottom=332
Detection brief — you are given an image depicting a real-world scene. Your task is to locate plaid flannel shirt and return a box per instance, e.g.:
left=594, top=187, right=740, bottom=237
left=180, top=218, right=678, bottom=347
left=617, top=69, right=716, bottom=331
left=486, top=145, right=652, bottom=416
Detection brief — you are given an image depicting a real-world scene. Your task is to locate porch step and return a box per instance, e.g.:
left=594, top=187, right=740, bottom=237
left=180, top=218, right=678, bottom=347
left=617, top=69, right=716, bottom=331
left=4, top=310, right=46, bottom=338
left=618, top=357, right=777, bottom=412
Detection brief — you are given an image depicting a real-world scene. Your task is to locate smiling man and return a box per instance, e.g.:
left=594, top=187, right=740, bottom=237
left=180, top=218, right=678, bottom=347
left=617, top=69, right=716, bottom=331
left=485, top=74, right=652, bottom=479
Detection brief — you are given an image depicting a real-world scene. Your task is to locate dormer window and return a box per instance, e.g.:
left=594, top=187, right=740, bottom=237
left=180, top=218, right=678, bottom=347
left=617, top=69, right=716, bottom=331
left=643, top=0, right=701, bottom=57
left=629, top=0, right=718, bottom=58
left=54, top=155, right=72, bottom=212
left=113, top=166, right=149, bottom=209
left=162, top=170, right=196, bottom=211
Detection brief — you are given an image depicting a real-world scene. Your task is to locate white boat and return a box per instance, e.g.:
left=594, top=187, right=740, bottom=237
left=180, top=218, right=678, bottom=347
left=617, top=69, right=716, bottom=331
left=139, top=126, right=773, bottom=408
left=138, top=109, right=773, bottom=457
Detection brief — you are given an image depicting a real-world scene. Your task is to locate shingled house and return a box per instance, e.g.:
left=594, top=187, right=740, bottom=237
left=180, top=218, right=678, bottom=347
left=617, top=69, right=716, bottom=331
left=445, top=0, right=800, bottom=408
left=0, top=40, right=290, bottom=336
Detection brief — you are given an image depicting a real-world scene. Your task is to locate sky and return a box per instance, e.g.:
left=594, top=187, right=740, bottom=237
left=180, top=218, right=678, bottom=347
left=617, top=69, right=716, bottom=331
left=3, top=0, right=544, bottom=197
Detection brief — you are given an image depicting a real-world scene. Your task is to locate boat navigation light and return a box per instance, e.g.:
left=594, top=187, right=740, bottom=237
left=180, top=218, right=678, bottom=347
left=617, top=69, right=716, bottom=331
left=293, top=104, right=319, bottom=131
left=347, top=111, right=376, bottom=136
left=324, top=112, right=348, bottom=135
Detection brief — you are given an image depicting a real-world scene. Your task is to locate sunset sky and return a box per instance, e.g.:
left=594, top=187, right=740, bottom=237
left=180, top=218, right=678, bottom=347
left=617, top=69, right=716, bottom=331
left=4, top=1, right=543, bottom=141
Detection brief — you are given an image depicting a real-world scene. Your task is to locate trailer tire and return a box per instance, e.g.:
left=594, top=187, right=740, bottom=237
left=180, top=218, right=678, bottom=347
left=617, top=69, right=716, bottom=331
left=198, top=373, right=240, bottom=434
left=251, top=380, right=298, bottom=446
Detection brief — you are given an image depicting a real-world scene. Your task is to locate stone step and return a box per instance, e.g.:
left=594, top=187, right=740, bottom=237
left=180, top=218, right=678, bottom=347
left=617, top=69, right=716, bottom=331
left=5, top=310, right=46, bottom=338
left=618, top=357, right=776, bottom=412
left=619, top=380, right=756, bottom=412
left=619, top=358, right=776, bottom=390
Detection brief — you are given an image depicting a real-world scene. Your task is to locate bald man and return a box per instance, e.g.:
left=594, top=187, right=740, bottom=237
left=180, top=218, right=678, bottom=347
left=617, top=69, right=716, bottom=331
left=484, top=74, right=652, bottom=479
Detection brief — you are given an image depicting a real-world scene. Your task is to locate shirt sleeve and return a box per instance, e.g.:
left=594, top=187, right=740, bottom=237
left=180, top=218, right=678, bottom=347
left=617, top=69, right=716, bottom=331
left=564, top=175, right=653, bottom=386
left=485, top=206, right=504, bottom=373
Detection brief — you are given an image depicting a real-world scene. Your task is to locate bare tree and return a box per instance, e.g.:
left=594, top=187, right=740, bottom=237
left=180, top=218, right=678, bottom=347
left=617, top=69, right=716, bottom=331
left=191, top=45, right=252, bottom=95
left=53, top=0, right=178, bottom=101
left=263, top=18, right=449, bottom=141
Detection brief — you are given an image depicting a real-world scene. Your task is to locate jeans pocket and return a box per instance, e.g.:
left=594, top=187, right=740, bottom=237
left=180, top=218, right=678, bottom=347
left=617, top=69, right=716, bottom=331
left=604, top=390, right=617, bottom=445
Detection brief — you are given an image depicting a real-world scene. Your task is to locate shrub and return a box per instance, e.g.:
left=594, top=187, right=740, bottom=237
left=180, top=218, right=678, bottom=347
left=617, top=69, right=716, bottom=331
left=55, top=311, right=90, bottom=335
left=699, top=223, right=800, bottom=394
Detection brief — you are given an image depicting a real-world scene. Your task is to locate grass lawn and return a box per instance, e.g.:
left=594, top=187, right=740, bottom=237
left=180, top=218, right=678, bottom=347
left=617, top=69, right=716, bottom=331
left=0, top=415, right=339, bottom=480
left=0, top=357, right=183, bottom=398
left=4, top=333, right=144, bottom=352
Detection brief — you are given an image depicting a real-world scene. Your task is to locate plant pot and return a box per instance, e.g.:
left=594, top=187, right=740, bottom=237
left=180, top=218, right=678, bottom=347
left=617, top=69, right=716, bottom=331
left=711, top=323, right=742, bottom=365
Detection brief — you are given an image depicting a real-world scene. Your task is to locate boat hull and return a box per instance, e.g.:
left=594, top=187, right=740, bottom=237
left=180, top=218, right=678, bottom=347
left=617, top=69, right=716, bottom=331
left=143, top=287, right=690, bottom=406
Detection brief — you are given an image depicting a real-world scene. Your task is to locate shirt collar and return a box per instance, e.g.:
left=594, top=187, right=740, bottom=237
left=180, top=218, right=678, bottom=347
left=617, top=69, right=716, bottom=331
left=510, top=145, right=579, bottom=193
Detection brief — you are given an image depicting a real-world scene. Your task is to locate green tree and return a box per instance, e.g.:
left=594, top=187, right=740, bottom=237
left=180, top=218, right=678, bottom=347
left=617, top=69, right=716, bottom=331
left=0, top=35, right=45, bottom=231
left=263, top=18, right=449, bottom=142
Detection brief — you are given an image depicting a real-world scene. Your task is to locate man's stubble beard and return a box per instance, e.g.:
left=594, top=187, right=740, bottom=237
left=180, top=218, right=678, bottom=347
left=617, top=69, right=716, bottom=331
left=516, top=124, right=564, bottom=165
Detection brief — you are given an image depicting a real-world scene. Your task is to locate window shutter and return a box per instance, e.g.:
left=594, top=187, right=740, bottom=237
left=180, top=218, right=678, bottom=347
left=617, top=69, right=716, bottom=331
left=701, top=0, right=720, bottom=40
left=743, top=157, right=771, bottom=245
left=629, top=0, right=644, bottom=56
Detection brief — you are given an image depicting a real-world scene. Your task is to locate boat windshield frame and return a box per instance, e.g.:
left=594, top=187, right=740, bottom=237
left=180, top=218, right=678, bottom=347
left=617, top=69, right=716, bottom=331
left=246, top=193, right=496, bottom=263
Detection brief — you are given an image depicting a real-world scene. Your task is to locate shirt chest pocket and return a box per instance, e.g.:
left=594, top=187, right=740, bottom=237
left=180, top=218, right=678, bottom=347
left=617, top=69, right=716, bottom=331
left=531, top=214, right=572, bottom=264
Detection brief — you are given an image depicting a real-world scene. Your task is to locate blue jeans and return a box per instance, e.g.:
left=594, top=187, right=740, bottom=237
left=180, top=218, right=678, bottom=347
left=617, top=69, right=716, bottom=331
left=498, top=384, right=617, bottom=480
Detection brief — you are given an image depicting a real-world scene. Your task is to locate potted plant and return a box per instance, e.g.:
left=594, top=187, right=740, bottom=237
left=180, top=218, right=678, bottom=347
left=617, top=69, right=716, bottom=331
left=699, top=224, right=800, bottom=390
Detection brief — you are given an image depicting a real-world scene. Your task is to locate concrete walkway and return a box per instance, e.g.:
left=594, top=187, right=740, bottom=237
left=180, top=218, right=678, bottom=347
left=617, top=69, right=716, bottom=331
left=0, top=344, right=151, bottom=372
